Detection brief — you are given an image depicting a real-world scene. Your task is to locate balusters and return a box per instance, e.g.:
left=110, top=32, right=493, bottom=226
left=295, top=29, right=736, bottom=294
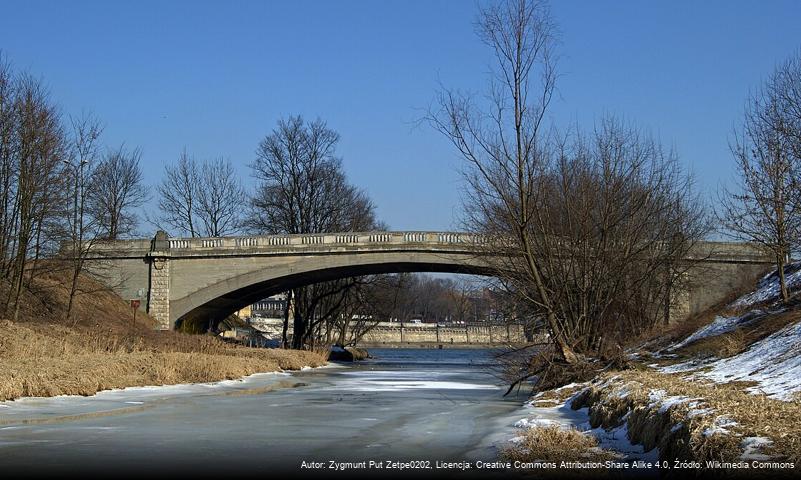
left=335, top=234, right=359, bottom=243
left=469, top=234, right=488, bottom=244
left=437, top=233, right=462, bottom=243
left=403, top=232, right=426, bottom=243
left=267, top=236, right=290, bottom=246
left=236, top=237, right=259, bottom=247
left=301, top=235, right=324, bottom=245
left=200, top=238, right=223, bottom=248
left=368, top=233, right=392, bottom=243
left=168, top=239, right=190, bottom=249
left=165, top=232, right=479, bottom=250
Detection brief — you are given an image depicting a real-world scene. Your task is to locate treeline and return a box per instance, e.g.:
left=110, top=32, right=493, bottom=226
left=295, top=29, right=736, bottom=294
left=363, top=274, right=514, bottom=326
left=0, top=50, right=416, bottom=350
left=0, top=55, right=148, bottom=322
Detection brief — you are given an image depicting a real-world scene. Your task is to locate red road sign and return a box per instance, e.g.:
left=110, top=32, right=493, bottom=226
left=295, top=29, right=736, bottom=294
left=130, top=299, right=141, bottom=309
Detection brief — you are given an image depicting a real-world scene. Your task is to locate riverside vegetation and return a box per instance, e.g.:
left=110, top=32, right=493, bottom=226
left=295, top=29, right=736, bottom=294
left=502, top=268, right=801, bottom=472
left=0, top=270, right=325, bottom=402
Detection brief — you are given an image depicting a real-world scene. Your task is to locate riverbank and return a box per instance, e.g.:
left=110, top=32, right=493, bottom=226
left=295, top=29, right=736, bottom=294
left=504, top=265, right=801, bottom=474
left=0, top=270, right=326, bottom=402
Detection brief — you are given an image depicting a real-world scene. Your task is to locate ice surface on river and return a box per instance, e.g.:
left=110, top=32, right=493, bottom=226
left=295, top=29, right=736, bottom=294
left=324, top=369, right=500, bottom=392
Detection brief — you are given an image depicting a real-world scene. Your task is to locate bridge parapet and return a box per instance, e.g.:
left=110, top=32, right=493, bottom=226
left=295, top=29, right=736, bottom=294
left=84, top=231, right=770, bottom=266
left=87, top=231, right=489, bottom=257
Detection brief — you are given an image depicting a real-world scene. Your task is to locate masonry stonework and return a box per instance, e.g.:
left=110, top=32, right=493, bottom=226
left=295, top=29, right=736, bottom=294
left=248, top=318, right=529, bottom=345
left=147, top=254, right=171, bottom=330
left=360, top=324, right=528, bottom=344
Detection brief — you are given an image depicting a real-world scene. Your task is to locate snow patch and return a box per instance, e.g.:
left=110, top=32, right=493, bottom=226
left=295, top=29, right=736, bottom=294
left=667, top=310, right=766, bottom=351
left=646, top=389, right=698, bottom=414
left=658, top=396, right=694, bottom=414
left=588, top=424, right=659, bottom=463
left=732, top=262, right=801, bottom=308
left=740, top=437, right=773, bottom=461
left=647, top=389, right=667, bottom=405
left=702, top=416, right=738, bottom=437
left=687, top=407, right=714, bottom=418
left=514, top=417, right=561, bottom=429
left=658, top=358, right=715, bottom=374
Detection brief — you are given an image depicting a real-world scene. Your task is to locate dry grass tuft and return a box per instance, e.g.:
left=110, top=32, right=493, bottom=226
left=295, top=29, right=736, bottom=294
left=532, top=383, right=588, bottom=405
left=502, top=425, right=615, bottom=464
left=572, top=386, right=633, bottom=431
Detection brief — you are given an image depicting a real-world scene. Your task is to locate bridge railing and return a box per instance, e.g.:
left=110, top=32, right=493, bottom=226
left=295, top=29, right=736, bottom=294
left=159, top=231, right=488, bottom=251
left=81, top=231, right=772, bottom=265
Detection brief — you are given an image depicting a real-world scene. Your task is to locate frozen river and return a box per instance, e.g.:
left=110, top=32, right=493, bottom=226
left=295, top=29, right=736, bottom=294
left=0, top=348, right=537, bottom=477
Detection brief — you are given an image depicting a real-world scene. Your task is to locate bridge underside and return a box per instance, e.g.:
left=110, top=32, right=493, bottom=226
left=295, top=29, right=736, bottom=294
left=175, top=261, right=493, bottom=330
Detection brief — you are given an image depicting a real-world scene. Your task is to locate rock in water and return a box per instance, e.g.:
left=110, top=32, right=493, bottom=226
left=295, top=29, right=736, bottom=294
left=329, top=345, right=370, bottom=361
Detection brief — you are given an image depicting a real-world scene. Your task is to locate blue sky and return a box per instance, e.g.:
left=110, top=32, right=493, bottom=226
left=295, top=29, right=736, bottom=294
left=2, top=0, right=800, bottom=233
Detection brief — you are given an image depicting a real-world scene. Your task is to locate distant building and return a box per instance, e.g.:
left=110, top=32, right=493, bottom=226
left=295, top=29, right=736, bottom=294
left=251, top=293, right=289, bottom=319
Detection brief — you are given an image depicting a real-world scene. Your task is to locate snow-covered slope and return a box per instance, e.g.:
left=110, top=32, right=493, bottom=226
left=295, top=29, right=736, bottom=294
left=666, top=310, right=766, bottom=351
left=699, top=321, right=801, bottom=400
left=658, top=262, right=801, bottom=401
left=731, top=262, right=801, bottom=309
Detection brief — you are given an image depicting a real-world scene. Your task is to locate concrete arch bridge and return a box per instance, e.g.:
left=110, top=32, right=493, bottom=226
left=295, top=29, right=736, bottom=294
left=85, top=231, right=772, bottom=331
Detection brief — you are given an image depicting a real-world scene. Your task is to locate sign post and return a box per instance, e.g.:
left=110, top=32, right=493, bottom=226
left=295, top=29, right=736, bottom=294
left=130, top=299, right=141, bottom=329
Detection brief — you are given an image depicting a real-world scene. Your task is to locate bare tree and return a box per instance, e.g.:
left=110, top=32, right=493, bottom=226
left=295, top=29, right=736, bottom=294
left=0, top=53, right=127, bottom=324
left=0, top=67, right=68, bottom=320
left=63, top=112, right=103, bottom=323
left=429, top=0, right=707, bottom=370
left=249, top=115, right=381, bottom=349
left=196, top=157, right=245, bottom=237
left=88, top=145, right=149, bottom=240
left=0, top=53, right=16, bottom=280
left=428, top=0, right=577, bottom=361
left=156, top=152, right=245, bottom=238
left=719, top=51, right=801, bottom=303
left=157, top=149, right=200, bottom=237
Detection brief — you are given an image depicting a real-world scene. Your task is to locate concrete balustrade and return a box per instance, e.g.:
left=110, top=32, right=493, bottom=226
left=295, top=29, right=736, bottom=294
left=88, top=231, right=488, bottom=255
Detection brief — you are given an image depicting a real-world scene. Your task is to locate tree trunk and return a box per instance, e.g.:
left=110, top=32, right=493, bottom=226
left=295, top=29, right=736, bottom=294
left=778, top=253, right=789, bottom=303
left=281, top=290, right=292, bottom=348
left=291, top=290, right=306, bottom=349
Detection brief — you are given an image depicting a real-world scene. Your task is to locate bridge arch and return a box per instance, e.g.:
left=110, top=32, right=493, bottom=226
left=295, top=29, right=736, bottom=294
left=171, top=250, right=493, bottom=329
